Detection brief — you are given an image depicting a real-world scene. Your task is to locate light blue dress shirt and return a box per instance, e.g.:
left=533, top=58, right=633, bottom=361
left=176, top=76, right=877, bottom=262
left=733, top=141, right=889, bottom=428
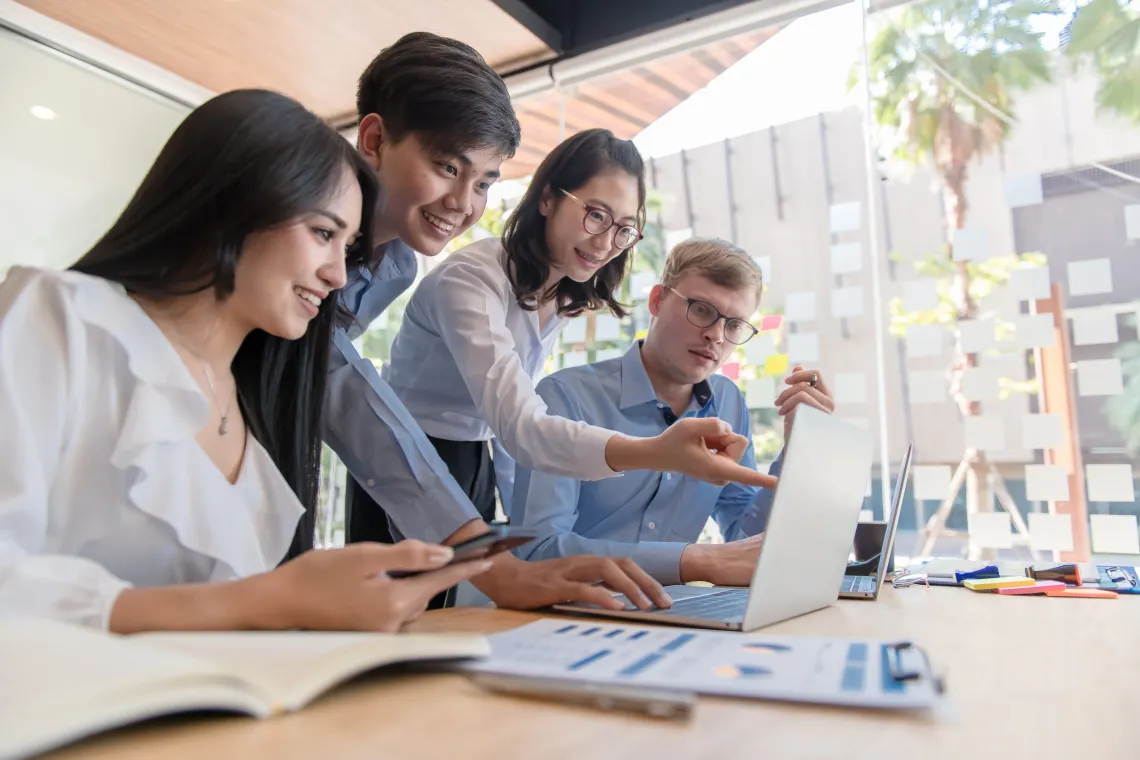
left=511, top=341, right=782, bottom=585
left=322, top=241, right=481, bottom=544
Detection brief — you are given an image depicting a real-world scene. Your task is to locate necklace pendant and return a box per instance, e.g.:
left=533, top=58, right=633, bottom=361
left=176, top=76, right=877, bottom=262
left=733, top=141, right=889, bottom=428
left=218, top=416, right=229, bottom=436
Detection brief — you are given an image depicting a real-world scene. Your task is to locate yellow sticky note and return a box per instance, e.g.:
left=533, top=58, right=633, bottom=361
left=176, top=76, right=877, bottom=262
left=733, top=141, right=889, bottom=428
left=963, top=576, right=1035, bottom=592
left=635, top=329, right=648, bottom=340
left=764, top=354, right=788, bottom=375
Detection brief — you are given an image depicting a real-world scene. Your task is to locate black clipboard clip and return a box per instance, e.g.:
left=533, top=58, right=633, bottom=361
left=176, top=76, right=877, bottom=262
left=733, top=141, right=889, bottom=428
left=885, top=641, right=946, bottom=695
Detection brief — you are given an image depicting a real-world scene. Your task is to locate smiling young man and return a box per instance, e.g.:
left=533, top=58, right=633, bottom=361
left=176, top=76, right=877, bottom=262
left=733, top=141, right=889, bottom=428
left=320, top=32, right=672, bottom=612
left=511, top=238, right=837, bottom=587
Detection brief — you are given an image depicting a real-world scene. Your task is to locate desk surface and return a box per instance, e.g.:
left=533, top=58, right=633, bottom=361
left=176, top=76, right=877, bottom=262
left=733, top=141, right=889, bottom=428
left=46, top=586, right=1139, bottom=760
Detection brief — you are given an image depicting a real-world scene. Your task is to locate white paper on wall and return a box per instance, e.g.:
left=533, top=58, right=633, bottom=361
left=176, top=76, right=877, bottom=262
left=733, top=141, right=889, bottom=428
left=1067, top=258, right=1113, bottom=297
left=562, top=319, right=587, bottom=344
left=787, top=332, right=820, bottom=364
left=1025, top=464, right=1071, bottom=502
left=753, top=256, right=772, bottom=282
left=562, top=350, right=587, bottom=368
left=959, top=318, right=996, bottom=354
left=744, top=333, right=776, bottom=365
left=968, top=512, right=1013, bottom=550
left=834, top=373, right=868, bottom=405
left=1077, top=359, right=1124, bottom=397
left=594, top=314, right=622, bottom=342
left=829, top=243, right=863, bottom=275
left=1089, top=514, right=1140, bottom=555
left=784, top=292, right=817, bottom=322
left=1086, top=464, right=1136, bottom=503
left=964, top=415, right=1005, bottom=451
left=1124, top=203, right=1140, bottom=241
left=1021, top=413, right=1064, bottom=450
left=664, top=228, right=693, bottom=253
left=1028, top=513, right=1074, bottom=552
left=630, top=271, right=656, bottom=300
left=1004, top=172, right=1044, bottom=208
left=1070, top=309, right=1119, bottom=346
left=594, top=348, right=624, bottom=363
left=951, top=227, right=990, bottom=262
left=913, top=465, right=952, bottom=501
left=907, top=370, right=947, bottom=404
left=746, top=377, right=776, bottom=409
left=906, top=324, right=944, bottom=358
left=961, top=367, right=1000, bottom=403
left=1009, top=266, right=1051, bottom=302
left=858, top=509, right=874, bottom=523
left=831, top=286, right=864, bottom=318
left=829, top=201, right=862, bottom=233
left=902, top=280, right=940, bottom=312
left=1013, top=314, right=1056, bottom=351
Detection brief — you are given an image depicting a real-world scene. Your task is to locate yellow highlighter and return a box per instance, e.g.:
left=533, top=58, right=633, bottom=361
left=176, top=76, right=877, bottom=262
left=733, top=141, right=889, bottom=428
left=963, top=576, right=1037, bottom=592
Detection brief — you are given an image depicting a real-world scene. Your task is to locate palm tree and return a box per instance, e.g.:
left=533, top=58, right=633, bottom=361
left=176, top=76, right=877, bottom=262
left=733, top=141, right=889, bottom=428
left=1063, top=0, right=1140, bottom=123
left=862, top=0, right=1061, bottom=557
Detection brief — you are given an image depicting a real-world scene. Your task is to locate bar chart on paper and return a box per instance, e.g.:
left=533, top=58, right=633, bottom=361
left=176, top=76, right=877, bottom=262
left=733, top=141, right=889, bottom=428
left=460, top=619, right=942, bottom=710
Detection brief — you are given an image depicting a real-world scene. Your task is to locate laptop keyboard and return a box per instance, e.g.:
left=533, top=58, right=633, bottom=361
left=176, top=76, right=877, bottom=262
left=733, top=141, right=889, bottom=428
left=840, top=575, right=876, bottom=594
left=650, top=589, right=748, bottom=619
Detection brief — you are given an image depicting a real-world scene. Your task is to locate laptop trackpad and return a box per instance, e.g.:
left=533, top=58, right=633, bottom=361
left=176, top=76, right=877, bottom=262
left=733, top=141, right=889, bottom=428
left=611, top=584, right=725, bottom=610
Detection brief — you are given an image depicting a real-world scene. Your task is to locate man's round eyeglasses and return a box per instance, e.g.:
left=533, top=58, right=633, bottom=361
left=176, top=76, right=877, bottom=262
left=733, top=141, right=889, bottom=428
left=559, top=189, right=643, bottom=250
left=664, top=287, right=759, bottom=345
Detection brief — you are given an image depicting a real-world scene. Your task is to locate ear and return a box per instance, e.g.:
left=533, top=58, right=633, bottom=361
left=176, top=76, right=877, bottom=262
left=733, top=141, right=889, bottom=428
left=538, top=184, right=556, bottom=218
left=356, top=114, right=388, bottom=167
left=647, top=284, right=665, bottom=317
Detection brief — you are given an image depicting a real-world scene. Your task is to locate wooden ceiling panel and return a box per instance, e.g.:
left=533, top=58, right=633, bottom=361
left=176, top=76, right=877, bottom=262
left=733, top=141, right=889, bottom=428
left=15, top=0, right=556, bottom=120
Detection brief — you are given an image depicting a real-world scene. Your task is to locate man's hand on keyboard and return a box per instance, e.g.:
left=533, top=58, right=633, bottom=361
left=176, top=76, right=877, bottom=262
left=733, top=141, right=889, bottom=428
left=678, top=534, right=765, bottom=586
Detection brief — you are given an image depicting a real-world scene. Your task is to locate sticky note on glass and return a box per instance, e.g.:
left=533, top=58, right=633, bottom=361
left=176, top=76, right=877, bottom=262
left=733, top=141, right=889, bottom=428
left=664, top=228, right=693, bottom=252
left=630, top=271, right=656, bottom=300
left=959, top=318, right=996, bottom=354
left=1009, top=266, right=1051, bottom=302
left=1025, top=464, right=1070, bottom=502
left=967, top=512, right=1013, bottom=550
left=1013, top=314, right=1055, bottom=350
left=1089, top=514, right=1140, bottom=555
left=1086, top=464, right=1136, bottom=503
left=1028, top=513, right=1075, bottom=552
left=594, top=314, right=622, bottom=341
left=913, top=465, right=952, bottom=501
left=759, top=314, right=782, bottom=331
left=902, top=280, right=940, bottom=312
left=829, top=243, right=862, bottom=274
left=829, top=201, right=862, bottom=233
left=961, top=367, right=1000, bottom=402
left=1124, top=204, right=1140, bottom=240
left=858, top=509, right=874, bottom=523
left=562, top=319, right=587, bottom=343
left=784, top=292, right=816, bottom=322
left=764, top=353, right=789, bottom=375
left=964, top=576, right=1034, bottom=591
left=594, top=348, right=623, bottom=363
left=719, top=362, right=740, bottom=381
left=787, top=332, right=820, bottom=364
left=831, top=286, right=864, bottom=318
left=908, top=370, right=947, bottom=404
left=753, top=256, right=772, bottom=282
left=1004, top=173, right=1043, bottom=208
left=952, top=227, right=990, bottom=262
left=1068, top=259, right=1113, bottom=297
left=744, top=333, right=775, bottom=365
left=1070, top=309, right=1119, bottom=346
left=1077, top=359, right=1124, bottom=397
left=1021, top=413, right=1063, bottom=449
left=834, top=373, right=868, bottom=405
left=562, top=350, right=587, bottom=368
left=965, top=415, right=1005, bottom=451
left=906, top=324, right=944, bottom=358
left=745, top=377, right=776, bottom=409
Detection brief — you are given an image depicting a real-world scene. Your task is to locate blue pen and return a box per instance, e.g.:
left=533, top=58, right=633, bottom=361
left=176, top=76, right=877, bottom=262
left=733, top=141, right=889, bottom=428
left=954, top=565, right=1000, bottom=584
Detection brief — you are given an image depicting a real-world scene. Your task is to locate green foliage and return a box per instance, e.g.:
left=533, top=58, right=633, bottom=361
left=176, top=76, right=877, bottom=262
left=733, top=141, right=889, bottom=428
left=1104, top=315, right=1140, bottom=455
left=1064, top=0, right=1140, bottom=123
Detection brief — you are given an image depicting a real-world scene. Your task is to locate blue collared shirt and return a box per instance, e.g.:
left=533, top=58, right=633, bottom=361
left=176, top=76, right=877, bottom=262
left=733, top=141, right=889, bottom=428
left=322, top=242, right=481, bottom=544
left=511, top=341, right=782, bottom=585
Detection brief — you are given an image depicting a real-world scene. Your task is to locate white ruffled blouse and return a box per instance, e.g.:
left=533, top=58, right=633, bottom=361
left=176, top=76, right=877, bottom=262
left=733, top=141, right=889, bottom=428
left=0, top=267, right=304, bottom=630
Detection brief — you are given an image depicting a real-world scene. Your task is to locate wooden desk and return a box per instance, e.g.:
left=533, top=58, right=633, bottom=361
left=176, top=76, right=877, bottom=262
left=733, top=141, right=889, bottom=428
left=45, top=587, right=1139, bottom=760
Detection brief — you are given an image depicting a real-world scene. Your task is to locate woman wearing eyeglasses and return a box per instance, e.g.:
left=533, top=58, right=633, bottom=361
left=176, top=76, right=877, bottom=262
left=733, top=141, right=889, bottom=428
left=381, top=129, right=773, bottom=525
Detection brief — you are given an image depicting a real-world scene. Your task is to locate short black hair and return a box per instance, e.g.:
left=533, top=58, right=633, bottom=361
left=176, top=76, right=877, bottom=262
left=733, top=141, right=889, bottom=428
left=357, top=32, right=521, bottom=159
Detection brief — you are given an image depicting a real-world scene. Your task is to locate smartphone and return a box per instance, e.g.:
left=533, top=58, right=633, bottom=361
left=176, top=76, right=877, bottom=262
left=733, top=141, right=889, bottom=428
left=388, top=526, right=538, bottom=578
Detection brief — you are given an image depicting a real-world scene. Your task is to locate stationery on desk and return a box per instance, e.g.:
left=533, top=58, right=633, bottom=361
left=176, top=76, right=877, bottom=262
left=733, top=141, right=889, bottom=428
left=459, top=618, right=945, bottom=711
left=0, top=619, right=489, bottom=760
left=920, top=559, right=1138, bottom=599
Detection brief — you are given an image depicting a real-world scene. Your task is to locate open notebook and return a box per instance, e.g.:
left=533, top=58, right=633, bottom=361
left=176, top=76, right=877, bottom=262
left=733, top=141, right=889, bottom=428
left=0, top=618, right=489, bottom=760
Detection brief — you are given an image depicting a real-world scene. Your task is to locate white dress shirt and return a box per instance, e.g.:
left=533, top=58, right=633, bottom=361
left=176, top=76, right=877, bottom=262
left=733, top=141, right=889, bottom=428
left=0, top=267, right=304, bottom=630
left=382, top=238, right=619, bottom=487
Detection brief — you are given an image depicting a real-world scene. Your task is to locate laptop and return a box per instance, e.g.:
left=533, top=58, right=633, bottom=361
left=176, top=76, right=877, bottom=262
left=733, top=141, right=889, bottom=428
left=551, top=405, right=874, bottom=632
left=838, top=442, right=913, bottom=599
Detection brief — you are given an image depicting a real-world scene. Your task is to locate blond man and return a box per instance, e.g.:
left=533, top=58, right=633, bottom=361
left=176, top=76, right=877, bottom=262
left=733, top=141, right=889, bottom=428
left=512, top=238, right=835, bottom=587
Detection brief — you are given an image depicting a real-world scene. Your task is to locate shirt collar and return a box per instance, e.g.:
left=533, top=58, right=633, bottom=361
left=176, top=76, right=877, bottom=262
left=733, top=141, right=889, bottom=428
left=618, top=340, right=715, bottom=413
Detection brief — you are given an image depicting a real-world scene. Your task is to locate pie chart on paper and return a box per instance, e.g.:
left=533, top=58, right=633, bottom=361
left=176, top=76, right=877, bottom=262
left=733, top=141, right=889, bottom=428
left=713, top=664, right=772, bottom=679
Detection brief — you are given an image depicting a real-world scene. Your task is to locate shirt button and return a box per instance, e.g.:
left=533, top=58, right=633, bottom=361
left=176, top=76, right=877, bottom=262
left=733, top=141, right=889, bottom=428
left=366, top=479, right=376, bottom=488
left=648, top=522, right=657, bottom=530
left=666, top=473, right=672, bottom=480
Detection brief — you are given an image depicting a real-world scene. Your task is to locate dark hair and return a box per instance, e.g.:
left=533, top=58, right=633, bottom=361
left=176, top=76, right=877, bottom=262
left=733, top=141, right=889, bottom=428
left=357, top=32, right=520, bottom=158
left=71, top=88, right=379, bottom=558
left=502, top=129, right=646, bottom=318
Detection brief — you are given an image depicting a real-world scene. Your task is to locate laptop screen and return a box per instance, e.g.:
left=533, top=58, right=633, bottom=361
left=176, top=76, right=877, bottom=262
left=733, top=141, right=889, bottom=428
left=872, top=443, right=915, bottom=586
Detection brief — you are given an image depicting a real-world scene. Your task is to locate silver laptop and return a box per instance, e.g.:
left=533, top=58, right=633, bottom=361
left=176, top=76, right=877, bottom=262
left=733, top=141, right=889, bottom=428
left=552, top=405, right=874, bottom=632
left=838, top=442, right=913, bottom=599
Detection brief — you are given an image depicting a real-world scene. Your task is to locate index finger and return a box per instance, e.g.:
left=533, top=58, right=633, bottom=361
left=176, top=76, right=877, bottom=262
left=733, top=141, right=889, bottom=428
left=785, top=367, right=823, bottom=387
left=707, top=458, right=779, bottom=489
left=400, top=559, right=494, bottom=599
